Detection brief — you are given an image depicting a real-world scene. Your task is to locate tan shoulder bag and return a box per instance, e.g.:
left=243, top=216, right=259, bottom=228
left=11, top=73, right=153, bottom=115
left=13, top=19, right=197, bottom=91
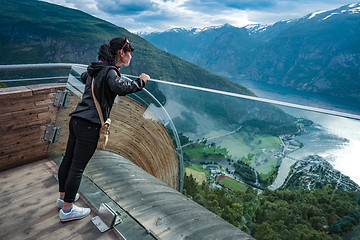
left=91, top=77, right=111, bottom=150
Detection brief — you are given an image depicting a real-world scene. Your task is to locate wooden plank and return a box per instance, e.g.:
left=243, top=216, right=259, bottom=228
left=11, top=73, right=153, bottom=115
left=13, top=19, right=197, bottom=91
left=0, top=159, right=120, bottom=240
left=0, top=90, right=57, bottom=112
left=0, top=116, right=45, bottom=132
left=0, top=185, right=59, bottom=233
left=27, top=83, right=66, bottom=94
left=1, top=141, right=47, bottom=156
left=0, top=86, right=33, bottom=99
left=34, top=96, right=55, bottom=108
left=1, top=143, right=48, bottom=159
left=1, top=172, right=54, bottom=201
left=0, top=147, right=48, bottom=171
left=0, top=91, right=48, bottom=106
left=0, top=126, right=41, bottom=149
left=37, top=108, right=60, bottom=121
left=0, top=160, right=42, bottom=182
left=0, top=106, right=50, bottom=122
left=0, top=118, right=52, bottom=133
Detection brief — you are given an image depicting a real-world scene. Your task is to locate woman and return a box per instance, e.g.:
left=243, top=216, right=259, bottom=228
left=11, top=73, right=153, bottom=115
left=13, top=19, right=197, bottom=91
left=57, top=37, right=150, bottom=222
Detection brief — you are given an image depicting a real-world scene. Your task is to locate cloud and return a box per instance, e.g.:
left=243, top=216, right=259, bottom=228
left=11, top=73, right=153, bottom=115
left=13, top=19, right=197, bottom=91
left=41, top=0, right=354, bottom=33
left=181, top=0, right=276, bottom=12
left=95, top=0, right=159, bottom=15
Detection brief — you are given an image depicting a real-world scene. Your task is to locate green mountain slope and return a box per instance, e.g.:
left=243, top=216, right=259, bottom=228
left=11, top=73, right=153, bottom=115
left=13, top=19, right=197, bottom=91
left=0, top=0, right=253, bottom=95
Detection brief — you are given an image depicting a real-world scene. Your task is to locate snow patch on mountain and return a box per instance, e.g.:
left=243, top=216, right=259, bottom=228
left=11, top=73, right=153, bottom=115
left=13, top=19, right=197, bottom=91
left=308, top=10, right=326, bottom=19
left=323, top=12, right=339, bottom=20
left=192, top=24, right=233, bottom=34
left=321, top=2, right=360, bottom=21
left=245, top=23, right=272, bottom=34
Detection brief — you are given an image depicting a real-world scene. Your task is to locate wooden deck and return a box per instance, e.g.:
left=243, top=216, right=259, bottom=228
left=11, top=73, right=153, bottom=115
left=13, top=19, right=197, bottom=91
left=0, top=159, right=121, bottom=240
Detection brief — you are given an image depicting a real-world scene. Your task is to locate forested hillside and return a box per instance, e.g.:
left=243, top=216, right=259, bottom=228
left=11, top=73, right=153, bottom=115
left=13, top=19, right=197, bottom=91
left=184, top=174, right=360, bottom=240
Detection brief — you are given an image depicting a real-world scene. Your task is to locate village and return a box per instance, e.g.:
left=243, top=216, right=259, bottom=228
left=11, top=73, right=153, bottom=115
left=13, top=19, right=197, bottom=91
left=282, top=155, right=360, bottom=191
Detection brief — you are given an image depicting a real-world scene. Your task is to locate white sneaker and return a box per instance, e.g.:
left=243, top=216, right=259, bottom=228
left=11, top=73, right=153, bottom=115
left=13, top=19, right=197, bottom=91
left=59, top=204, right=91, bottom=222
left=56, top=193, right=80, bottom=209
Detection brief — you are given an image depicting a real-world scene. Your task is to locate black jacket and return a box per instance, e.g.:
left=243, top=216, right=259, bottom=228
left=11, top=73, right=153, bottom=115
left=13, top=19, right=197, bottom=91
left=70, top=62, right=145, bottom=124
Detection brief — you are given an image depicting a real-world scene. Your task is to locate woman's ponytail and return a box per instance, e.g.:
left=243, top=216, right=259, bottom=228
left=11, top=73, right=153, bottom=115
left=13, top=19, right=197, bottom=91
left=98, top=44, right=115, bottom=65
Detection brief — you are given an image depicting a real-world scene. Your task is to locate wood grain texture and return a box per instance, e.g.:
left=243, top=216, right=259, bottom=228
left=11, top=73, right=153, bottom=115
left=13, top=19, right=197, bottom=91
left=0, top=159, right=120, bottom=240
left=0, top=84, right=66, bottom=171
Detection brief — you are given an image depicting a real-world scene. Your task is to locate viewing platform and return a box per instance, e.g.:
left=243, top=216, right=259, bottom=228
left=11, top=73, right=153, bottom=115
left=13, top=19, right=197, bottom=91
left=1, top=63, right=359, bottom=239
left=0, top=64, right=254, bottom=239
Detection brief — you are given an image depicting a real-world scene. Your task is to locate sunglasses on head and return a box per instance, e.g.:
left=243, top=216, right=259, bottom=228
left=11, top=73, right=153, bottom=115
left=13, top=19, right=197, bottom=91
left=121, top=39, right=130, bottom=50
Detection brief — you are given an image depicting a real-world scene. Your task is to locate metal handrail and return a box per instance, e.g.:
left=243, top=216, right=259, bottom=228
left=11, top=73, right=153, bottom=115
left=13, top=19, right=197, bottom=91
left=0, top=63, right=81, bottom=72
left=1, top=63, right=359, bottom=121
left=0, top=76, right=68, bottom=83
left=123, top=74, right=360, bottom=121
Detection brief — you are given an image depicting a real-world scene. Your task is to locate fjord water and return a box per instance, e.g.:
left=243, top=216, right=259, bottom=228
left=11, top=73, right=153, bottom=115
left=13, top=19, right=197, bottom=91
left=238, top=79, right=360, bottom=185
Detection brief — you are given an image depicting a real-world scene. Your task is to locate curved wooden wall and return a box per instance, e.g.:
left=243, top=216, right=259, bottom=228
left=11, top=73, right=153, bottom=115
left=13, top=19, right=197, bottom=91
left=49, top=86, right=180, bottom=190
left=108, top=98, right=180, bottom=190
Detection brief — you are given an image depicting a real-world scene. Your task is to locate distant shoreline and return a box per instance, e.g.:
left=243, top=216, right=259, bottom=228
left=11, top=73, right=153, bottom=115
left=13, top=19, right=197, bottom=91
left=232, top=78, right=360, bottom=116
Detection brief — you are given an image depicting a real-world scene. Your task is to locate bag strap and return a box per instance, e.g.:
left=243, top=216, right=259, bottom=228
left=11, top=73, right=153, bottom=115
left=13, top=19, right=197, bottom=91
left=91, top=77, right=105, bottom=126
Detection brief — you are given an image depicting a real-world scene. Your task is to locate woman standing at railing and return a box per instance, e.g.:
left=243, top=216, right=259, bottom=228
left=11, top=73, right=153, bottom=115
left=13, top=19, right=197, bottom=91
left=56, top=37, right=150, bottom=222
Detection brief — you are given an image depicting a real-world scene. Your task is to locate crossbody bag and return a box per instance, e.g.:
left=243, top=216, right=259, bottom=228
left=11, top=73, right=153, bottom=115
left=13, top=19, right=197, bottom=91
left=91, top=77, right=111, bottom=150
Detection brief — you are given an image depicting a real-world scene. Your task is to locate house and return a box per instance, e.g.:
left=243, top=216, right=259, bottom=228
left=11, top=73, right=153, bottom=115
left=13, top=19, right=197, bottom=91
left=203, top=164, right=218, bottom=170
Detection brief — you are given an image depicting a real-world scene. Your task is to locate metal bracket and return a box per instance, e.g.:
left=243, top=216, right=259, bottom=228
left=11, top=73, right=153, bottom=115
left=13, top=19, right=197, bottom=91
left=92, top=203, right=122, bottom=233
left=54, top=89, right=70, bottom=108
left=44, top=125, right=61, bottom=143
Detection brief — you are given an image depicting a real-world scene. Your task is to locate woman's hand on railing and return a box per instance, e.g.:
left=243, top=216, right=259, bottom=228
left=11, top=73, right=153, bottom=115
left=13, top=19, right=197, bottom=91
left=139, top=73, right=150, bottom=83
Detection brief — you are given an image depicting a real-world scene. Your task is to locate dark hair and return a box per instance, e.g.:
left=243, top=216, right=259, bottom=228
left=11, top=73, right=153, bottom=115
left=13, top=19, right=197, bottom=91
left=98, top=37, right=134, bottom=65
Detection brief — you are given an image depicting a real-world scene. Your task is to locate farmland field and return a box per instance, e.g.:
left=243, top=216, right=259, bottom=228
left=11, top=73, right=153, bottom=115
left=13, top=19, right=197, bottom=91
left=217, top=176, right=248, bottom=192
left=182, top=142, right=229, bottom=160
left=185, top=167, right=207, bottom=184
left=206, top=130, right=281, bottom=158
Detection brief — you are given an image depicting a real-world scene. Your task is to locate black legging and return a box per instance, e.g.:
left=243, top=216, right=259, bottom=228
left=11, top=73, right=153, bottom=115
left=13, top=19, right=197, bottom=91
left=58, top=117, right=100, bottom=203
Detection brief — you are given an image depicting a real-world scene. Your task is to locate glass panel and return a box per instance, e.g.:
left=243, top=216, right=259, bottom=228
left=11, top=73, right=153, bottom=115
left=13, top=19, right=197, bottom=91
left=145, top=80, right=360, bottom=188
left=142, top=79, right=360, bottom=238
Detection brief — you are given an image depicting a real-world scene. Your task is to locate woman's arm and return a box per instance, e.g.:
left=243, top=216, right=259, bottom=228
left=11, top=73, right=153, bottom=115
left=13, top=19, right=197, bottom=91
left=80, top=72, right=88, bottom=84
left=106, top=69, right=148, bottom=96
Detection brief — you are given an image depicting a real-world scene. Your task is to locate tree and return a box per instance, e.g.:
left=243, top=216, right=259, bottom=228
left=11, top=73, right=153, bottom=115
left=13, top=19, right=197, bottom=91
left=253, top=222, right=281, bottom=240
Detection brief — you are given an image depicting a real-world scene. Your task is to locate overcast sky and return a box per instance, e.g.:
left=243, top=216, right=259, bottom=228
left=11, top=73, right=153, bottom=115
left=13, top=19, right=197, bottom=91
left=41, top=0, right=356, bottom=33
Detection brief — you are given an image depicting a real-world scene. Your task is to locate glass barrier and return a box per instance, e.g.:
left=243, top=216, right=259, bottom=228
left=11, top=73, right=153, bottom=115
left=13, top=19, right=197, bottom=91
left=141, top=80, right=359, bottom=188
left=132, top=78, right=360, bottom=239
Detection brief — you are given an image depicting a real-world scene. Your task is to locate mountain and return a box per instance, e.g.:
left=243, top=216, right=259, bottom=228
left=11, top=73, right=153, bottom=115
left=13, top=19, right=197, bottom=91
left=0, top=0, right=303, bottom=138
left=245, top=3, right=360, bottom=101
left=0, top=0, right=253, bottom=96
left=143, top=24, right=260, bottom=77
left=142, top=3, right=360, bottom=103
